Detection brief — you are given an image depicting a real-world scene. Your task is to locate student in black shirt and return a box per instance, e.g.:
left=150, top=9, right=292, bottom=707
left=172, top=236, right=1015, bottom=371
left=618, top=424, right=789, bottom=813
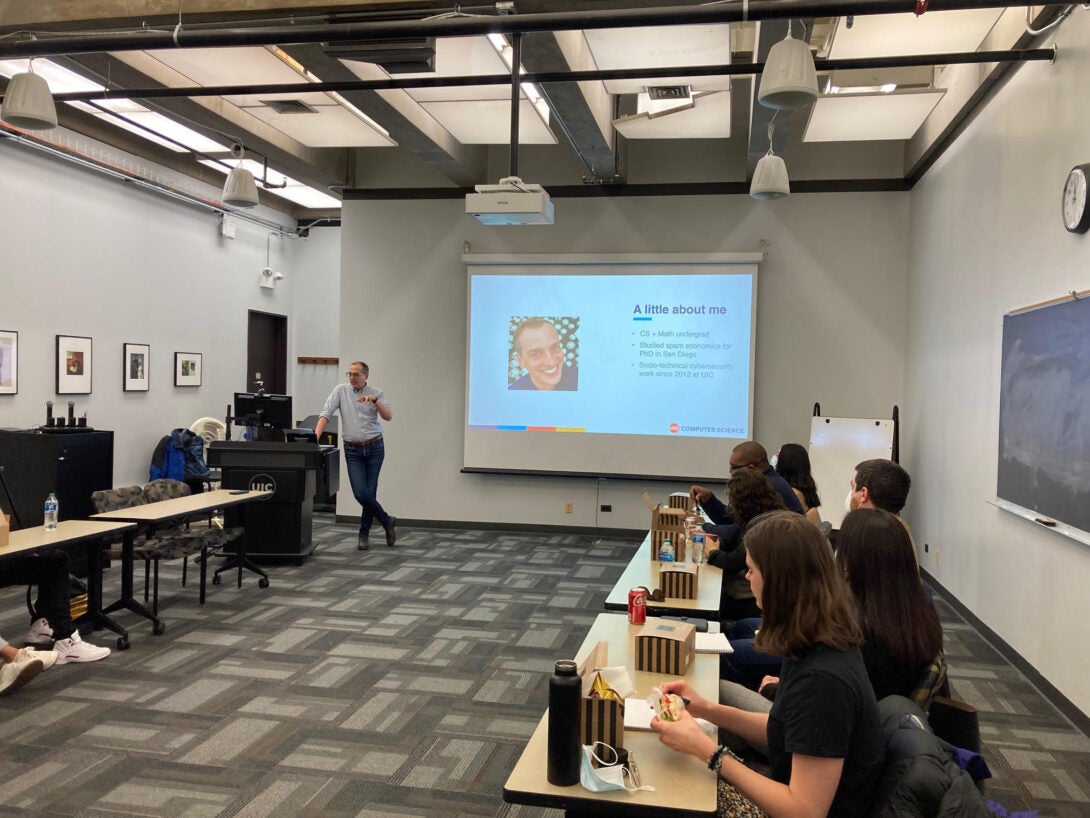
left=652, top=512, right=884, bottom=817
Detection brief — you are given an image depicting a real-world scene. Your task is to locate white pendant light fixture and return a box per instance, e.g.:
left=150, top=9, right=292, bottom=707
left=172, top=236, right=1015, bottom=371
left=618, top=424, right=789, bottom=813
left=757, top=21, right=818, bottom=110
left=221, top=142, right=259, bottom=207
left=750, top=123, right=790, bottom=200
left=1, top=62, right=58, bottom=130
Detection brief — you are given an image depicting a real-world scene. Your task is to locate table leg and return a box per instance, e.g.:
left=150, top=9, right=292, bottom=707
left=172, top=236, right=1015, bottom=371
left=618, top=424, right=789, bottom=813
left=101, top=529, right=166, bottom=636
left=77, top=537, right=130, bottom=650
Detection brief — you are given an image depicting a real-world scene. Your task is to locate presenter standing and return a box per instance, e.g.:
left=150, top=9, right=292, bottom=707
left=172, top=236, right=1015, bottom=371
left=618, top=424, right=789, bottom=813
left=315, top=361, right=396, bottom=551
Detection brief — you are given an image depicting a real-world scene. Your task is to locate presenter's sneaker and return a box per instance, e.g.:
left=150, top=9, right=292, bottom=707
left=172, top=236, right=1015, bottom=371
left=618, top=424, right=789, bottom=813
left=16, top=646, right=59, bottom=671
left=357, top=536, right=370, bottom=551
left=0, top=655, right=45, bottom=696
left=385, top=518, right=397, bottom=547
left=22, top=617, right=54, bottom=647
left=52, top=631, right=111, bottom=664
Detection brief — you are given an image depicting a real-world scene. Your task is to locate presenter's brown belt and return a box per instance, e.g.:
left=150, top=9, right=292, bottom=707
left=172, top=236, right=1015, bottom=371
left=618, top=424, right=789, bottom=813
left=343, top=436, right=382, bottom=447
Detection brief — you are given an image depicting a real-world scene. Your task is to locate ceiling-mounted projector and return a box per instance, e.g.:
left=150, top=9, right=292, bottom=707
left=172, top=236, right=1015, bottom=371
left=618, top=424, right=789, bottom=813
left=466, top=176, right=554, bottom=225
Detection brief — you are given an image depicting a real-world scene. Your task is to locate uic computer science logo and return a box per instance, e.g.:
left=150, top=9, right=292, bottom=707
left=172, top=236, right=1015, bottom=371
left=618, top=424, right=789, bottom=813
left=669, top=423, right=680, bottom=434
left=248, top=473, right=277, bottom=498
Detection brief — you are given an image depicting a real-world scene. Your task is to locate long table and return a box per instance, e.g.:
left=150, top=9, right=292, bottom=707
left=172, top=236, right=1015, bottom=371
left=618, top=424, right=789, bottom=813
left=605, top=533, right=723, bottom=619
left=2, top=520, right=138, bottom=650
left=91, top=489, right=271, bottom=634
left=504, top=613, right=719, bottom=817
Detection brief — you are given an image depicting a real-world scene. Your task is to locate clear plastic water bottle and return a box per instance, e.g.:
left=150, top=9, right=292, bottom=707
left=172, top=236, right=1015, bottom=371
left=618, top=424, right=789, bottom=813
left=692, top=532, right=706, bottom=565
left=659, top=536, right=675, bottom=562
left=44, top=492, right=59, bottom=531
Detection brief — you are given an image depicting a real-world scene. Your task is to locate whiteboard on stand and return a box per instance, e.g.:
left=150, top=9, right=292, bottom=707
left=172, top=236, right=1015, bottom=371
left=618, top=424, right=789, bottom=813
left=809, top=417, right=896, bottom=529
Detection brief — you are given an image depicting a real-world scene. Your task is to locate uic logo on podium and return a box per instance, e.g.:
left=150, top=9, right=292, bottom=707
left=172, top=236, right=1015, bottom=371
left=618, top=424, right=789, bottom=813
left=249, top=474, right=276, bottom=498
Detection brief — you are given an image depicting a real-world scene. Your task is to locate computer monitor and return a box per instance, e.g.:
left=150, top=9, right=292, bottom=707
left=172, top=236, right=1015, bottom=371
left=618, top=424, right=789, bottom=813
left=233, top=393, right=293, bottom=428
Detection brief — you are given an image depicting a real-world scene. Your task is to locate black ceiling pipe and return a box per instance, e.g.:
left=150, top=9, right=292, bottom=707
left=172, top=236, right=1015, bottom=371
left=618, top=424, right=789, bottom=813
left=0, top=0, right=1070, bottom=58
left=40, top=49, right=1056, bottom=105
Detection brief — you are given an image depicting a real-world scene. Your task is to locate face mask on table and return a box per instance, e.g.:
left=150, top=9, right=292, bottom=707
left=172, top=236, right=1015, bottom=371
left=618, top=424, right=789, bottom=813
left=579, top=743, right=654, bottom=794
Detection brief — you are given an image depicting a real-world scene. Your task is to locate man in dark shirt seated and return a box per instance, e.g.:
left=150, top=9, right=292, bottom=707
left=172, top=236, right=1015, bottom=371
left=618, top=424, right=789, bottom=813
left=690, top=441, right=803, bottom=541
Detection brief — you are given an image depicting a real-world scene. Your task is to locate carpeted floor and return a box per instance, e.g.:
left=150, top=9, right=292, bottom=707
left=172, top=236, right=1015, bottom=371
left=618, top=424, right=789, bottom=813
left=0, top=516, right=1086, bottom=817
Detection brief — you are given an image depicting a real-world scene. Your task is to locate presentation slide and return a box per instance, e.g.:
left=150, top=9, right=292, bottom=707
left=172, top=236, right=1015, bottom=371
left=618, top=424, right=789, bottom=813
left=464, top=257, right=758, bottom=479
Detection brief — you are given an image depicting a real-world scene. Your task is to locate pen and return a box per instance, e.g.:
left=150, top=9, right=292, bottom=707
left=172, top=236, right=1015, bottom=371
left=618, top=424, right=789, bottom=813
left=1034, top=518, right=1056, bottom=527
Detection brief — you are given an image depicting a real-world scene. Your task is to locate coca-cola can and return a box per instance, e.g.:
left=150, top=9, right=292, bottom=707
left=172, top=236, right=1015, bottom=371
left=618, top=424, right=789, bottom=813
left=628, top=588, right=647, bottom=624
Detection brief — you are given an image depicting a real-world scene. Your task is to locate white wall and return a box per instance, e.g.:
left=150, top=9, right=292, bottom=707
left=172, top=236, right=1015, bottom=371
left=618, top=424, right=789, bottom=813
left=904, top=15, right=1090, bottom=715
left=338, top=192, right=909, bottom=530
left=0, top=140, right=339, bottom=486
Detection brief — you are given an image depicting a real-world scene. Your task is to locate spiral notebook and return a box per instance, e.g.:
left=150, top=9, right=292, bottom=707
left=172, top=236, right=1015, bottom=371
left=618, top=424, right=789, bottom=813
left=695, top=632, right=733, bottom=654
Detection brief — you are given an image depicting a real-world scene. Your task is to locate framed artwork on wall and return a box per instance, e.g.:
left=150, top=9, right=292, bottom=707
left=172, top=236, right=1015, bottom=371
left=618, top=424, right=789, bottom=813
left=0, top=329, right=17, bottom=395
left=56, top=335, right=92, bottom=394
left=123, top=343, right=150, bottom=392
left=174, top=352, right=202, bottom=387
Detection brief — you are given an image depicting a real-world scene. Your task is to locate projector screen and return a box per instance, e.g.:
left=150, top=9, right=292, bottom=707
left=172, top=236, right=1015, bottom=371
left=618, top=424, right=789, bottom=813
left=463, top=253, right=761, bottom=480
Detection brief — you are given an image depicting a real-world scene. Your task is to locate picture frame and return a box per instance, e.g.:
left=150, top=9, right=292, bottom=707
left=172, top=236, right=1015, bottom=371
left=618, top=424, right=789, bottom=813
left=56, top=334, right=93, bottom=394
left=174, top=351, right=202, bottom=387
left=123, top=343, right=150, bottom=392
left=0, top=329, right=17, bottom=395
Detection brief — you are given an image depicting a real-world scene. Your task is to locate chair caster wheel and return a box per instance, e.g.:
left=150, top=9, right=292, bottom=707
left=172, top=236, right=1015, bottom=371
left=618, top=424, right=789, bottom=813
left=117, top=637, right=130, bottom=651
left=152, top=622, right=166, bottom=635
left=212, top=574, right=221, bottom=585
left=258, top=577, right=270, bottom=589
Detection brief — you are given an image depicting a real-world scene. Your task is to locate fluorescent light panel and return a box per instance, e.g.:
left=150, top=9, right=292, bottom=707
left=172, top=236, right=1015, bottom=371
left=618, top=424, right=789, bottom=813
left=828, top=10, right=1004, bottom=59
left=803, top=90, right=945, bottom=142
left=583, top=24, right=732, bottom=94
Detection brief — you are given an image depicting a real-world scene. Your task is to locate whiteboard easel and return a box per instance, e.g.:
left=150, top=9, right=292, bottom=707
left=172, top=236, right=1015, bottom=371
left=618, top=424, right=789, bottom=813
left=809, top=413, right=897, bottom=529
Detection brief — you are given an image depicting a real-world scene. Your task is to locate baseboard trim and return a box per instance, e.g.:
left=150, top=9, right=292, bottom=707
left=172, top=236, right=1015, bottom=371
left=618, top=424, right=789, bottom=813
left=922, top=568, right=1090, bottom=737
left=334, top=515, right=643, bottom=539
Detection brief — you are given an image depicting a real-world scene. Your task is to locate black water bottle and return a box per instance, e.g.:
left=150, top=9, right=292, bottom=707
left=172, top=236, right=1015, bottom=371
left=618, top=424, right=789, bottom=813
left=547, top=659, right=581, bottom=785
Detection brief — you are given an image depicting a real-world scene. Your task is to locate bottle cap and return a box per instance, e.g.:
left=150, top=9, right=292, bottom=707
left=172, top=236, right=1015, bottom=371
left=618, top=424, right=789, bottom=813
left=554, top=659, right=578, bottom=675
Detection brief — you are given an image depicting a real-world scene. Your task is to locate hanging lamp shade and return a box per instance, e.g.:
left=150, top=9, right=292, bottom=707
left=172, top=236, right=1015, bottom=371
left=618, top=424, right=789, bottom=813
left=757, top=33, right=818, bottom=110
left=1, top=71, right=58, bottom=130
left=750, top=153, right=790, bottom=200
left=222, top=166, right=259, bottom=207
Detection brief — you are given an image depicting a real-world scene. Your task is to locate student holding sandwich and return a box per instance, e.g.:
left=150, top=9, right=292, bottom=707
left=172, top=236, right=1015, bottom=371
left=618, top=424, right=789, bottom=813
left=651, top=511, right=884, bottom=818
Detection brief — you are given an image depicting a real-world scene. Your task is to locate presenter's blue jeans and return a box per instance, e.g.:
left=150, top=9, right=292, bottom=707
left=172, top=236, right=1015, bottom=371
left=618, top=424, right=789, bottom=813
left=344, top=439, right=392, bottom=538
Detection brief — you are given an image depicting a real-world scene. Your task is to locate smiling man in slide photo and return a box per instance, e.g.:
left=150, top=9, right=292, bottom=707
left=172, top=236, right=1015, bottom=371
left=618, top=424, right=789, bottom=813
left=508, top=317, right=579, bottom=391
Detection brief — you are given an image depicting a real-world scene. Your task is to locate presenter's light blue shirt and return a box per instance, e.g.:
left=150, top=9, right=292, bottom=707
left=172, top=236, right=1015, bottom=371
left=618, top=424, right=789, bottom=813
left=319, top=383, right=387, bottom=442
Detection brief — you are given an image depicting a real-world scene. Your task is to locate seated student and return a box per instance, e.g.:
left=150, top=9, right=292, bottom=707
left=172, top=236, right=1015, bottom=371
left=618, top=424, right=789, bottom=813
left=848, top=458, right=911, bottom=517
left=652, top=512, right=884, bottom=817
left=727, top=509, right=945, bottom=711
left=0, top=634, right=58, bottom=696
left=774, top=443, right=823, bottom=525
left=0, top=551, right=111, bottom=663
left=704, top=470, right=785, bottom=622
left=691, top=442, right=803, bottom=538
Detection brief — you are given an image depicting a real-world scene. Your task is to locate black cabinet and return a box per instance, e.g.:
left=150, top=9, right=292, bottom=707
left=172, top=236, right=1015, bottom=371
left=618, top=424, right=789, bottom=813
left=0, top=429, right=114, bottom=528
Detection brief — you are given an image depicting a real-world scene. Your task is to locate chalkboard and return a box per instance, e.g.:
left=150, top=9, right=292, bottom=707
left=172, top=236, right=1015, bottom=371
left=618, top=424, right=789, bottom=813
left=998, top=295, right=1090, bottom=540
left=809, top=416, right=896, bottom=529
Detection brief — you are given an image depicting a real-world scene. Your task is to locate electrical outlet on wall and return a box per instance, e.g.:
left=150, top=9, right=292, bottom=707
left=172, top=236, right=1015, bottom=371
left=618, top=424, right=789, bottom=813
left=935, top=548, right=941, bottom=567
left=565, top=502, right=573, bottom=513
left=600, top=504, right=612, bottom=512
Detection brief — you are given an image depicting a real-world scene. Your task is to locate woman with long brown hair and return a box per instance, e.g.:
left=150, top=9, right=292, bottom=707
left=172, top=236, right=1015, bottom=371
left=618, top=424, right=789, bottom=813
left=652, top=512, right=883, bottom=818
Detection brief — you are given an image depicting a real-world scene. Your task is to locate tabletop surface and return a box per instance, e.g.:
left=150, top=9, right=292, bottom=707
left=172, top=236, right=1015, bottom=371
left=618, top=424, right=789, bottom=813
left=503, top=613, right=719, bottom=816
left=1, top=519, right=138, bottom=559
left=605, top=533, right=723, bottom=617
left=90, top=489, right=272, bottom=523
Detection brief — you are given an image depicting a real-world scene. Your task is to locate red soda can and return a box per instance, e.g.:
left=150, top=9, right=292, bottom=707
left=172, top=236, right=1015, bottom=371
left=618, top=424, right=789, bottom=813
left=628, top=588, right=647, bottom=624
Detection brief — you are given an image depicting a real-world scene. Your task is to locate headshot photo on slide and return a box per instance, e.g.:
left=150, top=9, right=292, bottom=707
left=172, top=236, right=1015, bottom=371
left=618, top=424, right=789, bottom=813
left=508, top=316, right=580, bottom=391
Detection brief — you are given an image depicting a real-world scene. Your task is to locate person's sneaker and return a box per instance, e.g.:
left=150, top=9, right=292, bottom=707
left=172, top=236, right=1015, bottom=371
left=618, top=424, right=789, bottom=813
left=385, top=517, right=397, bottom=547
left=357, top=536, right=370, bottom=551
left=16, top=646, right=59, bottom=671
left=22, top=618, right=53, bottom=647
left=52, top=631, right=111, bottom=664
left=0, top=655, right=45, bottom=696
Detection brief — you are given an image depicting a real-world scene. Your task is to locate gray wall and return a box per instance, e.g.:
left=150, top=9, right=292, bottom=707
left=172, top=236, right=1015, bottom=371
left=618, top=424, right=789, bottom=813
left=904, top=13, right=1090, bottom=716
left=0, top=140, right=340, bottom=487
left=338, top=192, right=909, bottom=530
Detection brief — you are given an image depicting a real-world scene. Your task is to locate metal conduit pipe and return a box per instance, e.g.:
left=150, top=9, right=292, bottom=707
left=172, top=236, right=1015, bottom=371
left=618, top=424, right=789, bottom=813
left=39, top=49, right=1056, bottom=106
left=0, top=0, right=1072, bottom=58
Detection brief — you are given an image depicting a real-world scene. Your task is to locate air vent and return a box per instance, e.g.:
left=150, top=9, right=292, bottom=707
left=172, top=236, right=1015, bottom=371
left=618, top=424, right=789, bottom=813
left=324, top=38, right=436, bottom=74
left=261, top=99, right=319, bottom=114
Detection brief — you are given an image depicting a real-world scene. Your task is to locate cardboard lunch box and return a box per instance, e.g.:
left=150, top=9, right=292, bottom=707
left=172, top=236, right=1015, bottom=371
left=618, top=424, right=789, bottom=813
left=641, top=489, right=688, bottom=561
left=635, top=618, right=696, bottom=675
left=659, top=562, right=699, bottom=600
